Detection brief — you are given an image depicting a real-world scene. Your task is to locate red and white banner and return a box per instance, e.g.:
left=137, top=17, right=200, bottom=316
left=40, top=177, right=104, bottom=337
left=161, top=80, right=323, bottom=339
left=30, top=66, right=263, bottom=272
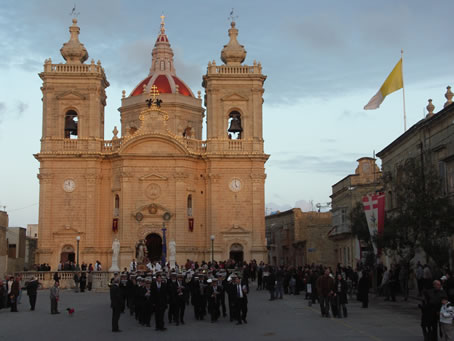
left=362, top=192, right=385, bottom=254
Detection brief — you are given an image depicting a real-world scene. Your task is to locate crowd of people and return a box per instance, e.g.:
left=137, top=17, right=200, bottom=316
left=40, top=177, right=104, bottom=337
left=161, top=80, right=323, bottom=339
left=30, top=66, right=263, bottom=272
left=109, top=258, right=250, bottom=332
left=3, top=258, right=454, bottom=340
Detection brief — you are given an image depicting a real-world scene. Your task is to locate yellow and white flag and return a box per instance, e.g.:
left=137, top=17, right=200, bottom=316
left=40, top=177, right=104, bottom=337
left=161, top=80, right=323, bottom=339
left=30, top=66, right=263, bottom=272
left=364, top=59, right=403, bottom=110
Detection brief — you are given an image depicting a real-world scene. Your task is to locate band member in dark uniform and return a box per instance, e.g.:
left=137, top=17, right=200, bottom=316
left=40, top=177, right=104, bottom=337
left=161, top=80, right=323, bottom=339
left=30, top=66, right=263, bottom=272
left=152, top=274, right=168, bottom=331
left=176, top=273, right=188, bottom=325
left=142, top=278, right=153, bottom=327
left=206, top=278, right=221, bottom=322
left=110, top=278, right=124, bottom=332
left=233, top=275, right=248, bottom=325
left=191, top=275, right=204, bottom=320
left=168, top=272, right=178, bottom=324
left=217, top=272, right=227, bottom=317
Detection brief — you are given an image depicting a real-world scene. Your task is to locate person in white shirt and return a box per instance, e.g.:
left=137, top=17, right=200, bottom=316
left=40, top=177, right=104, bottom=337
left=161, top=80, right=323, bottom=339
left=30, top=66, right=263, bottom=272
left=155, top=261, right=162, bottom=272
left=440, top=297, right=454, bottom=340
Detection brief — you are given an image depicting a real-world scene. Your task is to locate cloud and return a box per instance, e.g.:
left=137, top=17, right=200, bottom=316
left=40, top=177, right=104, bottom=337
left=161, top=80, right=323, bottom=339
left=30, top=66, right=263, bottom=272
left=294, top=199, right=316, bottom=212
left=0, top=102, right=5, bottom=124
left=265, top=202, right=292, bottom=214
left=16, top=101, right=28, bottom=118
left=269, top=154, right=356, bottom=175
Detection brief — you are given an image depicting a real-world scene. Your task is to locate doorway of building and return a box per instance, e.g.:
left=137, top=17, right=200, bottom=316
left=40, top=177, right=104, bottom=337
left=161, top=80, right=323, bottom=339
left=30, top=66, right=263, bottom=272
left=146, top=233, right=162, bottom=262
left=60, top=245, right=75, bottom=263
left=229, top=243, right=244, bottom=264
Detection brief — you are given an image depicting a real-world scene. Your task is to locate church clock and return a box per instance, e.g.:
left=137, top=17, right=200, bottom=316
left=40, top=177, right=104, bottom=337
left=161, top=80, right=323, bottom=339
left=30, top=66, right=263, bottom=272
left=63, top=179, right=76, bottom=193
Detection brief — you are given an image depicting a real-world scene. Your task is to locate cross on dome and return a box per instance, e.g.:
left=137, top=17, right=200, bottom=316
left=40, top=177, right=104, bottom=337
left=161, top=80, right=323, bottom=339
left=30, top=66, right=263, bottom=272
left=150, top=85, right=160, bottom=100
left=160, top=14, right=166, bottom=34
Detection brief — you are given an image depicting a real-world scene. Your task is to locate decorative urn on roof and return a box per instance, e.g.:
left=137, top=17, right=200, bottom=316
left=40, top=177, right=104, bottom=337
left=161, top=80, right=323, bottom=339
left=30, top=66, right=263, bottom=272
left=60, top=18, right=88, bottom=64
left=221, top=21, right=247, bottom=65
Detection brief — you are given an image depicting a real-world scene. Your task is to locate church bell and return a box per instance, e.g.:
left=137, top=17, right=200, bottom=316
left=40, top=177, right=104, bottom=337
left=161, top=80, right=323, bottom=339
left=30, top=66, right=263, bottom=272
left=228, top=113, right=243, bottom=133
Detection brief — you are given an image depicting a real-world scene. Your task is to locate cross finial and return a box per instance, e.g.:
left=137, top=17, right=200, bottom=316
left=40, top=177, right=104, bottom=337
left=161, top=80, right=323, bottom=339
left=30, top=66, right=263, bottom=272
left=160, top=13, right=166, bottom=33
left=150, top=85, right=160, bottom=101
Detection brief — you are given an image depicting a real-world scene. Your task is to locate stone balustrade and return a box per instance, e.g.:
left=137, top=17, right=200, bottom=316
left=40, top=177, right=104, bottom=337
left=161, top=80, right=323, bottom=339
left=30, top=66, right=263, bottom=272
left=43, top=62, right=105, bottom=75
left=207, top=64, right=262, bottom=75
left=15, top=271, right=113, bottom=290
left=40, top=137, right=262, bottom=155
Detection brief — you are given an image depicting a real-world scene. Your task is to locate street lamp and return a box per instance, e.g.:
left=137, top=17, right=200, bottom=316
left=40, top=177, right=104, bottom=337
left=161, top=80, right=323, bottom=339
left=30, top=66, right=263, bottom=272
left=210, top=235, right=215, bottom=263
left=76, top=236, right=80, bottom=270
left=161, top=223, right=167, bottom=265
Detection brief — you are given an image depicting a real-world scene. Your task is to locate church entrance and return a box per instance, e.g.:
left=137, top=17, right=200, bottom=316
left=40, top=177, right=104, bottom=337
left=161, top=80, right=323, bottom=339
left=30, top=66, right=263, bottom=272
left=229, top=243, right=244, bottom=264
left=146, top=233, right=162, bottom=262
left=60, top=245, right=75, bottom=263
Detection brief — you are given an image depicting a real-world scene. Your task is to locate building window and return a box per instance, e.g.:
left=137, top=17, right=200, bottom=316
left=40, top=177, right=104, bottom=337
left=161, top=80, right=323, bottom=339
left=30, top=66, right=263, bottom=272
left=64, top=110, right=78, bottom=138
left=439, top=161, right=447, bottom=195
left=187, top=194, right=193, bottom=217
left=227, top=111, right=243, bottom=140
left=447, top=160, right=454, bottom=193
left=114, top=194, right=119, bottom=217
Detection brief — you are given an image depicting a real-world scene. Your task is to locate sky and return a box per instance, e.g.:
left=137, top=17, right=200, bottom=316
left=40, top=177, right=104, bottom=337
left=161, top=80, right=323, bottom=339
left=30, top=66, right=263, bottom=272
left=1, top=0, right=454, bottom=227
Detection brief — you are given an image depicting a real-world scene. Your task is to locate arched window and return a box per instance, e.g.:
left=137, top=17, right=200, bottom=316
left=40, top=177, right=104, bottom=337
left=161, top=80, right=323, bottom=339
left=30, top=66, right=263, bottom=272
left=64, top=110, right=78, bottom=138
left=227, top=111, right=243, bottom=140
left=114, top=194, right=120, bottom=217
left=160, top=60, right=165, bottom=71
left=187, top=194, right=192, bottom=216
left=183, top=127, right=192, bottom=138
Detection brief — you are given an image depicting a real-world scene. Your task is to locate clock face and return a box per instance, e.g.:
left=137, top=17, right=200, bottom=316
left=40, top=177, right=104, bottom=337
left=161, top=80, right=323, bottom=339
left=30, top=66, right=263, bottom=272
left=229, top=178, right=242, bottom=192
left=63, top=179, right=76, bottom=193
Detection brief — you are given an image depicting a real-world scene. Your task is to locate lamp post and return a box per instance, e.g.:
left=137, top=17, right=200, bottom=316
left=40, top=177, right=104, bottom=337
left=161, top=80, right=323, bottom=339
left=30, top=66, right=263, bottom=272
left=162, top=223, right=167, bottom=265
left=76, top=236, right=80, bottom=270
left=210, top=235, right=215, bottom=263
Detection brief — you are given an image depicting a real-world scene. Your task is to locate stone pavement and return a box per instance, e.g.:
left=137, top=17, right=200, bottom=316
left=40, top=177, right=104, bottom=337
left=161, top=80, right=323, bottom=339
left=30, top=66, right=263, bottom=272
left=0, top=285, right=423, bottom=341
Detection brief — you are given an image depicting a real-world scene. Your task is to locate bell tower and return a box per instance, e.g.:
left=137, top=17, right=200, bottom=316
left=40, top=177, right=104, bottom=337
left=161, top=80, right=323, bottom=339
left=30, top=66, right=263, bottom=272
left=39, top=18, right=109, bottom=152
left=202, top=21, right=268, bottom=262
left=203, top=21, right=266, bottom=153
left=35, top=19, right=109, bottom=267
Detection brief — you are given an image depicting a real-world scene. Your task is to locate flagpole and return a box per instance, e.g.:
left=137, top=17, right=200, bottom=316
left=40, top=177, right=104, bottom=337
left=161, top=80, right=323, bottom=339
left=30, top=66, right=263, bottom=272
left=401, top=49, right=407, bottom=132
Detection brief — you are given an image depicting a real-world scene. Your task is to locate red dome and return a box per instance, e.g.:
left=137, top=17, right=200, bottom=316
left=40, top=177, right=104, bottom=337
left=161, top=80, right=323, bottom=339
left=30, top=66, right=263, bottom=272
left=130, top=74, right=193, bottom=97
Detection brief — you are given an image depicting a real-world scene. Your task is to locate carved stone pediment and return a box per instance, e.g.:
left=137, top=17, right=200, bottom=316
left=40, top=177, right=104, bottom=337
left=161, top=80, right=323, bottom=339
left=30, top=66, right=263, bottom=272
left=221, top=93, right=248, bottom=102
left=139, top=173, right=168, bottom=181
left=56, top=90, right=86, bottom=100
left=221, top=225, right=251, bottom=235
left=133, top=203, right=172, bottom=222
left=53, top=225, right=83, bottom=236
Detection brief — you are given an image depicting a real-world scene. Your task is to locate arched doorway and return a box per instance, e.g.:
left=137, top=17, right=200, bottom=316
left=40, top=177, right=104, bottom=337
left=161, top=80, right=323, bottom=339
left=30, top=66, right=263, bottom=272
left=146, top=233, right=162, bottom=262
left=229, top=243, right=244, bottom=264
left=60, top=244, right=75, bottom=263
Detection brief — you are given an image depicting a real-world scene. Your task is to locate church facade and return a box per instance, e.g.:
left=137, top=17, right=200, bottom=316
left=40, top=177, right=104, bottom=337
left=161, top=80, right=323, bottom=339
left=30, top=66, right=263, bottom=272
left=35, top=17, right=268, bottom=270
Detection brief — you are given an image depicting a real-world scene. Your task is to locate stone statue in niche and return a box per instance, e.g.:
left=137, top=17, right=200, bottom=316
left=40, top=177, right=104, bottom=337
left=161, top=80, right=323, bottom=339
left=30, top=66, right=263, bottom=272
left=169, top=240, right=176, bottom=270
left=136, top=239, right=146, bottom=264
left=109, top=238, right=120, bottom=272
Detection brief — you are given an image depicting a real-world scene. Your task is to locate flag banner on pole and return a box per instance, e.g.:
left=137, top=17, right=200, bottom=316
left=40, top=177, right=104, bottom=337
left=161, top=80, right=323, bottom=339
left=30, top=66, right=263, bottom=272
left=364, top=59, right=403, bottom=110
left=362, top=193, right=385, bottom=254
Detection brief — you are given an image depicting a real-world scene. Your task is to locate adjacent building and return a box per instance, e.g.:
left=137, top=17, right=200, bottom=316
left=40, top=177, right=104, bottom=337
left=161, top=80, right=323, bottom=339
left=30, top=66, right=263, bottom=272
left=266, top=209, right=335, bottom=267
left=6, top=227, right=26, bottom=273
left=35, top=17, right=269, bottom=270
left=328, top=157, right=381, bottom=267
left=0, top=210, right=7, bottom=277
left=377, top=88, right=454, bottom=263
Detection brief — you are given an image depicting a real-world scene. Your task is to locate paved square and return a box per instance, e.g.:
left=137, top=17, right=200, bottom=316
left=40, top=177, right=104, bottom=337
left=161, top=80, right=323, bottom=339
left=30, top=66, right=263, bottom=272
left=0, top=286, right=422, bottom=341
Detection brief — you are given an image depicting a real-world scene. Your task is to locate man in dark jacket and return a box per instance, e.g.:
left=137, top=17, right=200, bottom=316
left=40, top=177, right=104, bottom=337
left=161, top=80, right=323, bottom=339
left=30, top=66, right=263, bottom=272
left=422, top=280, right=447, bottom=341
left=316, top=269, right=334, bottom=317
left=9, top=277, right=20, bottom=312
left=233, top=276, right=248, bottom=325
left=110, top=278, right=124, bottom=332
left=191, top=276, right=204, bottom=320
left=26, top=277, right=40, bottom=311
left=152, top=274, right=168, bottom=331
